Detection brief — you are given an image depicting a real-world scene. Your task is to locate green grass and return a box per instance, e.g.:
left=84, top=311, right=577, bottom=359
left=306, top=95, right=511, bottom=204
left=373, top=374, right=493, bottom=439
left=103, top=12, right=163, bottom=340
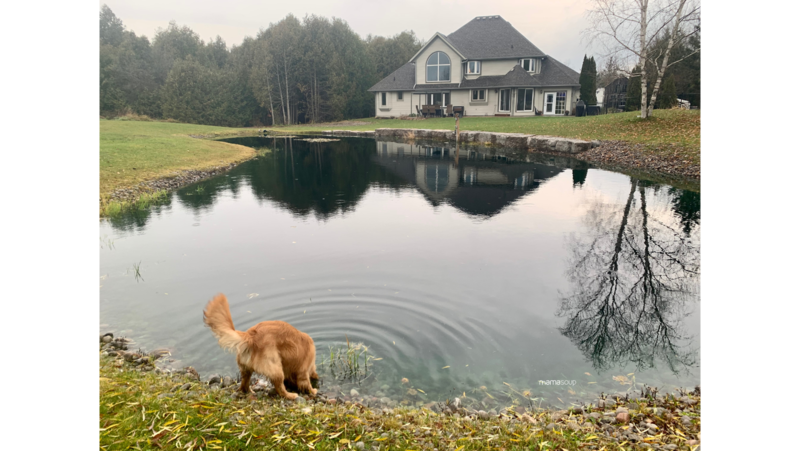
left=269, top=109, right=700, bottom=163
left=100, top=354, right=701, bottom=450
left=99, top=119, right=256, bottom=210
left=100, top=189, right=171, bottom=217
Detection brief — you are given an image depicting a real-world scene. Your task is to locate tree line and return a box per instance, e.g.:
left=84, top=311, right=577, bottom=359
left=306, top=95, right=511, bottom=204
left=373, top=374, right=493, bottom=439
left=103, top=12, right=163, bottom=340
left=100, top=5, right=422, bottom=126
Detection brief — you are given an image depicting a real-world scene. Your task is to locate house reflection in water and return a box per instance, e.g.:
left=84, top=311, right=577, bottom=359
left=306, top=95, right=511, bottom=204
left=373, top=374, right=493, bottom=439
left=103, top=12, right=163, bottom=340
left=373, top=140, right=569, bottom=217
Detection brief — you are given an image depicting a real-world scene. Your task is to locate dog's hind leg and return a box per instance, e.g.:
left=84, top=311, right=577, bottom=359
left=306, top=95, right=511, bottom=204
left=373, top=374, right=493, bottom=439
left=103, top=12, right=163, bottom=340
left=297, top=372, right=317, bottom=396
left=238, top=365, right=254, bottom=394
left=259, top=358, right=297, bottom=400
left=268, top=372, right=296, bottom=400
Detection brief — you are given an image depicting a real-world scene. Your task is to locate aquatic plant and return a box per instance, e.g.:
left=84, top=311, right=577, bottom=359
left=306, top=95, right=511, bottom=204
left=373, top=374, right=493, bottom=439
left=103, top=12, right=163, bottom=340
left=131, top=261, right=143, bottom=282
left=320, top=335, right=378, bottom=382
left=99, top=235, right=115, bottom=250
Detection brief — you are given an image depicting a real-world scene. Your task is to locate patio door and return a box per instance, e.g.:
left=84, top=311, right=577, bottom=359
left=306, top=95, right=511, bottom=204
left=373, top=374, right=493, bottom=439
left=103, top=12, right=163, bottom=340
left=499, top=89, right=511, bottom=112
left=427, top=93, right=451, bottom=106
left=544, top=92, right=555, bottom=114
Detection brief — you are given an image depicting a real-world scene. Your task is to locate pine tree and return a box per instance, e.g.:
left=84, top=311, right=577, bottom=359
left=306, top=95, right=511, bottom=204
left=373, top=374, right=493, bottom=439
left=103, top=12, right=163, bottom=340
left=626, top=66, right=642, bottom=112
left=657, top=74, right=677, bottom=109
left=589, top=57, right=597, bottom=104
left=579, top=55, right=597, bottom=105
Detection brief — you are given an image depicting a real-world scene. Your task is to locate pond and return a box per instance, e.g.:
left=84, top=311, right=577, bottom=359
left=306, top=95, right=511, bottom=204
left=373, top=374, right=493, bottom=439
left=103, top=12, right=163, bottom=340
left=99, top=136, right=700, bottom=409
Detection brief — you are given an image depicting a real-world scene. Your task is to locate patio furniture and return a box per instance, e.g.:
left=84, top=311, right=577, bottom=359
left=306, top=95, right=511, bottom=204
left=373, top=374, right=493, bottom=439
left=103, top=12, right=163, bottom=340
left=452, top=105, right=464, bottom=117
left=446, top=104, right=453, bottom=117
left=416, top=105, right=424, bottom=117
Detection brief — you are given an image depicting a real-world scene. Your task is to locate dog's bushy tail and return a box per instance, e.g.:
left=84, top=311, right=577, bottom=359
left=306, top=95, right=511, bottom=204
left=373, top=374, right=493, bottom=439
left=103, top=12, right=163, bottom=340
left=203, top=294, right=250, bottom=354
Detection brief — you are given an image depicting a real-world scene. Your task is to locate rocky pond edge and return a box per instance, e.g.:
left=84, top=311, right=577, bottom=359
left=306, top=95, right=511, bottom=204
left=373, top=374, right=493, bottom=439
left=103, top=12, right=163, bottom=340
left=100, top=331, right=701, bottom=450
left=305, top=128, right=700, bottom=183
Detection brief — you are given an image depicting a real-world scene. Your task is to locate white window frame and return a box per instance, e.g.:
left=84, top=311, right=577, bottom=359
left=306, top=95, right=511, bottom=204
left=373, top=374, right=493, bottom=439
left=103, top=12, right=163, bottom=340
left=555, top=91, right=567, bottom=115
left=381, top=92, right=387, bottom=106
left=544, top=91, right=556, bottom=115
left=426, top=92, right=450, bottom=106
left=426, top=51, right=451, bottom=83
left=466, top=61, right=481, bottom=75
left=471, top=89, right=486, bottom=102
left=520, top=58, right=536, bottom=72
left=397, top=91, right=403, bottom=100
left=516, top=88, right=533, bottom=112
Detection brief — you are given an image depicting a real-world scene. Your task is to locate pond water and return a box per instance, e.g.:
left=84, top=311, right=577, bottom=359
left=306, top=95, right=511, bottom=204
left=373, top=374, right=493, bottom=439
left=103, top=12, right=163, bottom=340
left=99, top=136, right=700, bottom=409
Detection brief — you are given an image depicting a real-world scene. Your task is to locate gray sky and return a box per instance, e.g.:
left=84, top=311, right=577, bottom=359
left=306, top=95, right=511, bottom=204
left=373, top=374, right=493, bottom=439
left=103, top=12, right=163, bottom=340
left=102, top=0, right=596, bottom=71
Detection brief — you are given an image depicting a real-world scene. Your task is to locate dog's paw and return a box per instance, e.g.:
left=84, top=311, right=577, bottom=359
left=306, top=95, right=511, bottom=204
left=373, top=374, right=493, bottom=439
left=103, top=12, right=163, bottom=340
left=309, top=388, right=318, bottom=396
left=285, top=392, right=299, bottom=401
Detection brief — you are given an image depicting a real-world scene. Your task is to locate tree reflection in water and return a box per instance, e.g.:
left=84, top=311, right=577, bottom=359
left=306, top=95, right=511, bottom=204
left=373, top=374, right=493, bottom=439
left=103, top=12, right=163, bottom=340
left=558, top=179, right=700, bottom=374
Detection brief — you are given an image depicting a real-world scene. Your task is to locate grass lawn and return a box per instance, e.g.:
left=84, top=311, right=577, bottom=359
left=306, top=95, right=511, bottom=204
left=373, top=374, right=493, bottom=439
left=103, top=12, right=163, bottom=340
left=99, top=120, right=254, bottom=202
left=268, top=109, right=700, bottom=154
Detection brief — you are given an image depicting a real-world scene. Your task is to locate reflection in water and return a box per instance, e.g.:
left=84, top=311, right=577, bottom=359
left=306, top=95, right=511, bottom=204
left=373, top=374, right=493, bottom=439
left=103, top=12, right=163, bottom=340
left=371, top=139, right=576, bottom=217
left=107, top=137, right=594, bottom=231
left=557, top=179, right=700, bottom=374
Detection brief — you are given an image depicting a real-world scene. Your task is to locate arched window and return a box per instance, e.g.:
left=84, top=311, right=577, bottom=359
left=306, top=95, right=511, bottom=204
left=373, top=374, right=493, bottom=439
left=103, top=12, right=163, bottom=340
left=426, top=52, right=451, bottom=82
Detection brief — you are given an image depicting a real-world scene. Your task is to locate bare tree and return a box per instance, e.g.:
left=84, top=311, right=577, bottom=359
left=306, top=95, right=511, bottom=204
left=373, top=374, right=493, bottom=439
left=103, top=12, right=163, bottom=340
left=558, top=179, right=700, bottom=373
left=585, top=0, right=700, bottom=118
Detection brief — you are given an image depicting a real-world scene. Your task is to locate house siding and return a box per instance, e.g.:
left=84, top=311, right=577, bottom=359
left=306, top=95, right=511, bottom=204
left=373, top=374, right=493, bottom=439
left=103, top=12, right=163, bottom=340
left=375, top=91, right=412, bottom=117
left=414, top=37, right=463, bottom=85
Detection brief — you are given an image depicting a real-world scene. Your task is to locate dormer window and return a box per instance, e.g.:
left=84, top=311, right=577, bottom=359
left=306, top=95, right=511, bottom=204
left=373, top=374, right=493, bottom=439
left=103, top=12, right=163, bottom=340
left=466, top=61, right=481, bottom=75
left=426, top=51, right=451, bottom=82
left=520, top=58, right=537, bottom=73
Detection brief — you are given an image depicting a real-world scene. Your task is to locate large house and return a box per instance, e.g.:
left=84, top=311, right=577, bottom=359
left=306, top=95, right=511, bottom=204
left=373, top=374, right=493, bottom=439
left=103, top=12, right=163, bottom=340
left=368, top=16, right=580, bottom=118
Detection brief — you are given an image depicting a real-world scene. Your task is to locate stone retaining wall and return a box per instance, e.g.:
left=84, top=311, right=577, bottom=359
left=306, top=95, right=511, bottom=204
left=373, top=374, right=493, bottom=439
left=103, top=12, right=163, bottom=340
left=320, top=128, right=591, bottom=154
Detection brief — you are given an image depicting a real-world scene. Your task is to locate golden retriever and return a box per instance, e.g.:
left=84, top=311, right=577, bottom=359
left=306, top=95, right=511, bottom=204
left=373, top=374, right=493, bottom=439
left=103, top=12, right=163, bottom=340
left=203, top=294, right=318, bottom=400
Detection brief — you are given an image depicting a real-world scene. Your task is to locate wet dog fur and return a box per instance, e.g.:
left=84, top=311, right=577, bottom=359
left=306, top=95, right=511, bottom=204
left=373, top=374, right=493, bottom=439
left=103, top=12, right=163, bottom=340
left=203, top=294, right=318, bottom=400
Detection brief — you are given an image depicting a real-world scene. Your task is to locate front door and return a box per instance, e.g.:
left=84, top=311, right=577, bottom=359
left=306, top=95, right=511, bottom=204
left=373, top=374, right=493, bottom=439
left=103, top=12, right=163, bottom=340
left=499, top=89, right=511, bottom=112
left=544, top=92, right=555, bottom=114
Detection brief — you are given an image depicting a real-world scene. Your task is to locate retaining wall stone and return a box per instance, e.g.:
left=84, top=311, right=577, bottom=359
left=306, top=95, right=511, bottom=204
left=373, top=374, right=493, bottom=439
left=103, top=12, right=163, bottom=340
left=328, top=128, right=591, bottom=154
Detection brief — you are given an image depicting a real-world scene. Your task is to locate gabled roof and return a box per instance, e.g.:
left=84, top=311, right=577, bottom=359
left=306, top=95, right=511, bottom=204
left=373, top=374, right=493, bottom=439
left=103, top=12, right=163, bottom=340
left=408, top=32, right=466, bottom=63
left=459, top=59, right=579, bottom=89
left=367, top=62, right=415, bottom=92
left=447, top=16, right=545, bottom=60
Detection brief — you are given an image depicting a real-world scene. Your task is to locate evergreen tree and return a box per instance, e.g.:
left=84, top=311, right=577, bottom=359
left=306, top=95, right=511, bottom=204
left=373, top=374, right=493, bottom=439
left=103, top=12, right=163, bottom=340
left=657, top=74, right=677, bottom=109
left=626, top=66, right=642, bottom=112
left=590, top=57, right=597, bottom=104
left=579, top=55, right=597, bottom=105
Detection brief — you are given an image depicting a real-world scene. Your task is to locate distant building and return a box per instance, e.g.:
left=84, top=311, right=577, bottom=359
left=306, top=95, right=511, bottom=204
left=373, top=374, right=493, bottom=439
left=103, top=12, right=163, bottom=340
left=603, top=77, right=628, bottom=112
left=368, top=16, right=580, bottom=117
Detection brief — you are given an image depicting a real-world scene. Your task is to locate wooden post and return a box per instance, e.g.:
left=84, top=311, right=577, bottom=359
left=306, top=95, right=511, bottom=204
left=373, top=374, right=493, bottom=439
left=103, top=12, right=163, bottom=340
left=455, top=113, right=460, bottom=144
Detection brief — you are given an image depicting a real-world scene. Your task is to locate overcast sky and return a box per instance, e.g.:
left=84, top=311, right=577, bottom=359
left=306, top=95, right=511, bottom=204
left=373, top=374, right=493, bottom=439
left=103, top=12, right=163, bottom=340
left=101, top=0, right=597, bottom=71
